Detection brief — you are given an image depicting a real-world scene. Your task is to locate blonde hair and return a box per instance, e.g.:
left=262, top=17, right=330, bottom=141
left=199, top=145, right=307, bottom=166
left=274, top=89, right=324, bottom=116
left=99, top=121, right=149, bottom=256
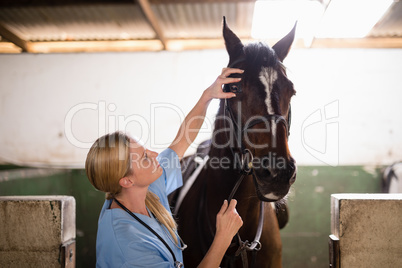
left=85, top=131, right=178, bottom=244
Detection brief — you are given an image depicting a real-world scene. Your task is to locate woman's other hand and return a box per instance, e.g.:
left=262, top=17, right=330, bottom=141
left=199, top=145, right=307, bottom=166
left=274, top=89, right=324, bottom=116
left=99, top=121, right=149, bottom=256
left=215, top=199, right=243, bottom=244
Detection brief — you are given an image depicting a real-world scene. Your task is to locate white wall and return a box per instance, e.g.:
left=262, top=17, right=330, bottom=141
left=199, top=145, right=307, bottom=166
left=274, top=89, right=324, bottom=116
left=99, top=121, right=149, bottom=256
left=0, top=48, right=401, bottom=168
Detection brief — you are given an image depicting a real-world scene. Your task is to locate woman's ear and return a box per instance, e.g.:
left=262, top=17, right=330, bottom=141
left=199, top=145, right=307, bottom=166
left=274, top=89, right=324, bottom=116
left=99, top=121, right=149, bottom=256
left=119, top=177, right=133, bottom=188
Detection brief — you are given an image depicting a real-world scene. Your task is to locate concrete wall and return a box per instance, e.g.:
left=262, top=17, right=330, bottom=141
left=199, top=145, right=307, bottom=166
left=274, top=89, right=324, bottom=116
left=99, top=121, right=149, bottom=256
left=0, top=195, right=76, bottom=267
left=331, top=194, right=402, bottom=267
left=0, top=48, right=401, bottom=168
left=0, top=169, right=100, bottom=268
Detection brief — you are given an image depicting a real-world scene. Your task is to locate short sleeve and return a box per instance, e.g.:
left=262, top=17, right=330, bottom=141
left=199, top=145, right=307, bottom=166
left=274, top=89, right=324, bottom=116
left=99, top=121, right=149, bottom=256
left=156, top=148, right=183, bottom=195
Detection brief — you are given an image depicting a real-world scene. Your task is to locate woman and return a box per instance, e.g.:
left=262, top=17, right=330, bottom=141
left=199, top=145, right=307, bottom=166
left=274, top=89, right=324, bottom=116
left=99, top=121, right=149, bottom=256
left=85, top=68, right=244, bottom=267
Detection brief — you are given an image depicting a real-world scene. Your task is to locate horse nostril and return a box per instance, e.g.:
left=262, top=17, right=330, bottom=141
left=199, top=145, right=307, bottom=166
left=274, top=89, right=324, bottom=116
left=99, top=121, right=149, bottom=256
left=288, top=159, right=296, bottom=172
left=287, top=159, right=296, bottom=185
left=288, top=159, right=295, bottom=170
left=265, top=167, right=271, bottom=177
left=261, top=157, right=269, bottom=169
left=289, top=174, right=296, bottom=185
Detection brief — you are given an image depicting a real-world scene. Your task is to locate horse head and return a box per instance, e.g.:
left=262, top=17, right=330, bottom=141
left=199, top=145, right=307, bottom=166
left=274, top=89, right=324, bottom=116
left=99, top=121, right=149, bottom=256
left=220, top=17, right=297, bottom=202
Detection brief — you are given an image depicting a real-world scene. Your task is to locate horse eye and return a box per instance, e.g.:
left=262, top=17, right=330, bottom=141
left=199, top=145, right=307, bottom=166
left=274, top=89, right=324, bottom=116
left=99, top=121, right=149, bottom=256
left=230, top=85, right=239, bottom=92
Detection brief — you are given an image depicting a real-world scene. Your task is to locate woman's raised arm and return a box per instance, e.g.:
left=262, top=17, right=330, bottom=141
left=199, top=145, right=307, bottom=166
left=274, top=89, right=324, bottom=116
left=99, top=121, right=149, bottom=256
left=169, top=68, right=243, bottom=159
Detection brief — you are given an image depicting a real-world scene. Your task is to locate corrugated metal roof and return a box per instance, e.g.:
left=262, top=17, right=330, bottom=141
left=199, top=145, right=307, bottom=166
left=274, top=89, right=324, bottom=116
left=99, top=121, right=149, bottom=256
left=152, top=2, right=254, bottom=39
left=0, top=4, right=156, bottom=41
left=369, top=0, right=402, bottom=38
left=0, top=2, right=254, bottom=42
left=0, top=0, right=401, bottom=52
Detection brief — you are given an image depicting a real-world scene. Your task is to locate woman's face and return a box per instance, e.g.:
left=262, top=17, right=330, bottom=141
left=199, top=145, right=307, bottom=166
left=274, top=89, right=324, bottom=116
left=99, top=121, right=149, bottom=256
left=127, top=139, right=163, bottom=187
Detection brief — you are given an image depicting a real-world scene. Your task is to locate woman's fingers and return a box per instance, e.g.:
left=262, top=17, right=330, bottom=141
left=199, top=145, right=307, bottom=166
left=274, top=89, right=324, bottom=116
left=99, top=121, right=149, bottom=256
left=215, top=199, right=243, bottom=243
left=221, top=77, right=241, bottom=84
left=221, top=67, right=244, bottom=78
left=204, top=67, right=244, bottom=100
left=218, top=199, right=238, bottom=214
left=218, top=200, right=229, bottom=215
left=227, top=199, right=238, bottom=215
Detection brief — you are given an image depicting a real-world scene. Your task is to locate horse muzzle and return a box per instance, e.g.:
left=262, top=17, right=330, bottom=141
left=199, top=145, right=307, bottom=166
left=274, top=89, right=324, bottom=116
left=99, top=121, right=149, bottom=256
left=252, top=157, right=297, bottom=202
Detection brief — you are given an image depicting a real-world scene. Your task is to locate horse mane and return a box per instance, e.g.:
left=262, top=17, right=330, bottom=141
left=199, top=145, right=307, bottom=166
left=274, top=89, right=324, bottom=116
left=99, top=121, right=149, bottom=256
left=243, top=42, right=279, bottom=70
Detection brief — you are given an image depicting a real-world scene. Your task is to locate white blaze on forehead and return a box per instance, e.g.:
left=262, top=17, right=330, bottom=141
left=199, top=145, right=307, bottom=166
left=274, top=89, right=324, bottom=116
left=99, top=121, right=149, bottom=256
left=259, top=67, right=278, bottom=115
left=259, top=67, right=278, bottom=139
left=271, top=118, right=277, bottom=145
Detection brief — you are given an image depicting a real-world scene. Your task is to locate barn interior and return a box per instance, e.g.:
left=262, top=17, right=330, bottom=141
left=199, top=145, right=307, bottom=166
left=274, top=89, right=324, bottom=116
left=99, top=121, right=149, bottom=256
left=1, top=0, right=401, bottom=267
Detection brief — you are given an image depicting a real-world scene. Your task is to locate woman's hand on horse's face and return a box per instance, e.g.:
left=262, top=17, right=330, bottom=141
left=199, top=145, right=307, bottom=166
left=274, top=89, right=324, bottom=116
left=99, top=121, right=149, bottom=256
left=215, top=199, right=243, bottom=242
left=205, top=68, right=244, bottom=100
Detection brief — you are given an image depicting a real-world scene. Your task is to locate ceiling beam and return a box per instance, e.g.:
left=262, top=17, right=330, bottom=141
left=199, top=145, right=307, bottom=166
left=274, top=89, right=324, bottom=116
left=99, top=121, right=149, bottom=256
left=24, top=40, right=164, bottom=53
left=0, top=41, right=21, bottom=53
left=1, top=37, right=401, bottom=54
left=0, top=23, right=32, bottom=52
left=0, top=0, right=132, bottom=7
left=136, top=0, right=167, bottom=50
left=149, top=0, right=255, bottom=3
left=310, top=38, right=402, bottom=49
left=0, top=0, right=255, bottom=6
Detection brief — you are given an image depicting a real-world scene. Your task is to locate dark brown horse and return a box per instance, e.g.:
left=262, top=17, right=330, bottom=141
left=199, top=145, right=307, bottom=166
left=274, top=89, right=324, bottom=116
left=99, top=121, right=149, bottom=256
left=171, top=18, right=297, bottom=268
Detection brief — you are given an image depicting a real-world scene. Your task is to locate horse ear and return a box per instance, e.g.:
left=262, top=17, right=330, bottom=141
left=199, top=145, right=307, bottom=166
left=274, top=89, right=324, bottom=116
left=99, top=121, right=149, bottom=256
left=272, top=22, right=297, bottom=62
left=223, top=16, right=244, bottom=65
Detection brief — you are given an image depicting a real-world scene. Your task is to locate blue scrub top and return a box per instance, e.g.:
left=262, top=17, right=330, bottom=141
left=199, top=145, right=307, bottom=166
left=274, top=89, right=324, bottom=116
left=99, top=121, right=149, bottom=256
left=96, top=148, right=184, bottom=268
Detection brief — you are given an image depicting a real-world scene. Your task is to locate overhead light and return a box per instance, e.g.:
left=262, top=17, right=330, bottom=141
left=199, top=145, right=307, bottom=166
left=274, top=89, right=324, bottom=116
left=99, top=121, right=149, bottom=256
left=251, top=0, right=324, bottom=44
left=251, top=0, right=394, bottom=42
left=315, top=0, right=394, bottom=38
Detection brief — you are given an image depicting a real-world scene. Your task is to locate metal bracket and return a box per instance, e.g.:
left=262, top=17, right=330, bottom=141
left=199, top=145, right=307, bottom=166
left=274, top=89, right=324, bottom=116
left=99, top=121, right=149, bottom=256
left=329, top=234, right=340, bottom=268
left=60, top=240, right=76, bottom=268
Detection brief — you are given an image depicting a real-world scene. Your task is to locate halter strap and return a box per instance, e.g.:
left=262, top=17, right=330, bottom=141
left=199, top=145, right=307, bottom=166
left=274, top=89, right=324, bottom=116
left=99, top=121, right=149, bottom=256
left=221, top=91, right=290, bottom=267
left=223, top=98, right=290, bottom=174
left=220, top=61, right=292, bottom=266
